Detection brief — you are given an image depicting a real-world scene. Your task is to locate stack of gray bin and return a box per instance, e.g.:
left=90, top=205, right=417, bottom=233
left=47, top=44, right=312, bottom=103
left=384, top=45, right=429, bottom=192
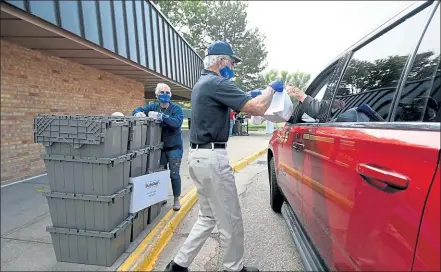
left=129, top=116, right=164, bottom=242
left=34, top=114, right=164, bottom=267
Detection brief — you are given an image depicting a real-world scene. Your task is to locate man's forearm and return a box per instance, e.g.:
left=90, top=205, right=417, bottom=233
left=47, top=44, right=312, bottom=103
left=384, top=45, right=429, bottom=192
left=241, top=87, right=275, bottom=116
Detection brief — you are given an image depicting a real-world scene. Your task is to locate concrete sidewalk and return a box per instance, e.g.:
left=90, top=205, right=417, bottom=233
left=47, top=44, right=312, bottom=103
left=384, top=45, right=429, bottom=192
left=0, top=130, right=271, bottom=271
left=154, top=156, right=304, bottom=271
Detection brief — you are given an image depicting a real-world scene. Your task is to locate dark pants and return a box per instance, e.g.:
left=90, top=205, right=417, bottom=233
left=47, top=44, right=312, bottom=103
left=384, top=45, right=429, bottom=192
left=160, top=147, right=183, bottom=197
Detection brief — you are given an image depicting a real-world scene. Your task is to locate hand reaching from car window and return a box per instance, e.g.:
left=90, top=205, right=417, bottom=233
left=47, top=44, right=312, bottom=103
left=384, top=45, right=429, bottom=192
left=286, top=85, right=307, bottom=102
left=286, top=85, right=345, bottom=109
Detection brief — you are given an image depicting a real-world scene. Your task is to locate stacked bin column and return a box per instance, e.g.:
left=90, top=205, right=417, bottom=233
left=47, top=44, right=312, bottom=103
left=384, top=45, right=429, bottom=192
left=33, top=115, right=164, bottom=267
left=129, top=117, right=165, bottom=242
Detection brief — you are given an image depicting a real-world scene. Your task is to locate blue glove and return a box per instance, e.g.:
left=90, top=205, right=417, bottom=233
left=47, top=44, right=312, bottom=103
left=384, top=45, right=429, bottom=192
left=249, top=88, right=264, bottom=98
left=269, top=80, right=284, bottom=92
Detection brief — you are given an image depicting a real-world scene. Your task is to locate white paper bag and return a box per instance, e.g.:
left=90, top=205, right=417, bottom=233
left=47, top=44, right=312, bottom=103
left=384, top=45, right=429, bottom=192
left=263, top=91, right=294, bottom=123
left=250, top=115, right=265, bottom=125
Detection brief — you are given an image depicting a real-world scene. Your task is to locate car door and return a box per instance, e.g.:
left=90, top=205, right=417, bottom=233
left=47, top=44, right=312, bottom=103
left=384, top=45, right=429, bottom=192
left=279, top=66, right=338, bottom=222
left=302, top=3, right=440, bottom=271
left=275, top=123, right=291, bottom=196
left=279, top=124, right=308, bottom=219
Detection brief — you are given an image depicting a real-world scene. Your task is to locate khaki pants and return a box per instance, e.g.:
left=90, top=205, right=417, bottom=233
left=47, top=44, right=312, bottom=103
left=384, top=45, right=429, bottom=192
left=174, top=147, right=245, bottom=271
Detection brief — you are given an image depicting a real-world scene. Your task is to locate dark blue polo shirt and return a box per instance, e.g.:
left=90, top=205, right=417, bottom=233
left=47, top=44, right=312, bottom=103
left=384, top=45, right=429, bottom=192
left=190, top=69, right=251, bottom=144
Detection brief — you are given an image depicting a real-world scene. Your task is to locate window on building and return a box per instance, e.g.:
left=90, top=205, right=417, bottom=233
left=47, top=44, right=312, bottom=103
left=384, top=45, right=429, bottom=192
left=170, top=30, right=177, bottom=81
left=98, top=1, right=115, bottom=52
left=158, top=16, right=167, bottom=75
left=81, top=0, right=99, bottom=45
left=29, top=0, right=57, bottom=25
left=125, top=0, right=138, bottom=63
left=5, top=0, right=25, bottom=10
left=59, top=1, right=81, bottom=36
left=151, top=9, right=161, bottom=73
left=164, top=24, right=171, bottom=78
left=135, top=0, right=146, bottom=67
left=144, top=3, right=154, bottom=70
left=178, top=40, right=185, bottom=85
left=113, top=0, right=127, bottom=58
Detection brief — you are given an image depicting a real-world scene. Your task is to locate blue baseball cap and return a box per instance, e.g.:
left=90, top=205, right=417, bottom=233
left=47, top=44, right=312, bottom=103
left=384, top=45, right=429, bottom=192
left=206, top=41, right=243, bottom=63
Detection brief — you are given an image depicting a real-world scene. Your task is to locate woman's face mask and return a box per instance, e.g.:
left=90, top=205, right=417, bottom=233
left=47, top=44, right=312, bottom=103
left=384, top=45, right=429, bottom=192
left=158, top=90, right=171, bottom=103
left=219, top=58, right=235, bottom=80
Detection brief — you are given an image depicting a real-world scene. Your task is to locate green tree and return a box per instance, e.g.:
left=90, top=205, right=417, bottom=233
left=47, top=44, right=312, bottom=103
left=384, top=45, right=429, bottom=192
left=287, top=71, right=312, bottom=91
left=153, top=1, right=268, bottom=91
left=262, top=69, right=311, bottom=106
left=263, top=69, right=279, bottom=83
left=262, top=69, right=311, bottom=90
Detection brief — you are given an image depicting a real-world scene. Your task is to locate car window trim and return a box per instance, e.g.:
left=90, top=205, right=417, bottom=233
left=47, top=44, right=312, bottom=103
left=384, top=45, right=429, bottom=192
left=322, top=51, right=353, bottom=123
left=294, top=121, right=440, bottom=132
left=389, top=2, right=441, bottom=122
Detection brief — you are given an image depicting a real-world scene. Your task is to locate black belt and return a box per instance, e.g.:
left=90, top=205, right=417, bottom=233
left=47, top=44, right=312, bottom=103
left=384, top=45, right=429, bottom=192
left=190, top=143, right=226, bottom=149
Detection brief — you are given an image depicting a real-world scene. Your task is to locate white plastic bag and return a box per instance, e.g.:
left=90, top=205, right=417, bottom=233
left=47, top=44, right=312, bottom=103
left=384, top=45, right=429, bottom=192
left=263, top=91, right=294, bottom=123
left=250, top=115, right=265, bottom=125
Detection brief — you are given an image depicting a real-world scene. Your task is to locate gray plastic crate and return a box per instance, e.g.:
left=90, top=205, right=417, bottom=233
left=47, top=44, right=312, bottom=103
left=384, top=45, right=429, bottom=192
left=146, top=119, right=162, bottom=146
left=148, top=143, right=163, bottom=171
left=130, top=208, right=149, bottom=242
left=34, top=115, right=130, bottom=158
left=128, top=117, right=150, bottom=151
left=148, top=202, right=162, bottom=224
left=47, top=215, right=133, bottom=267
left=42, top=153, right=132, bottom=196
left=130, top=147, right=149, bottom=178
left=146, top=166, right=165, bottom=174
left=44, top=185, right=132, bottom=232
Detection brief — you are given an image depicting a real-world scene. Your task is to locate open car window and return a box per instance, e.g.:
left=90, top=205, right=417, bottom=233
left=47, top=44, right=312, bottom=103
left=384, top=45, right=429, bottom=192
left=300, top=82, right=328, bottom=123
left=288, top=64, right=336, bottom=124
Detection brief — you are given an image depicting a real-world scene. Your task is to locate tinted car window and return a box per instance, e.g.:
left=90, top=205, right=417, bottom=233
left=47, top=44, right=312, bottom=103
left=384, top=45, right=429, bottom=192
left=330, top=6, right=433, bottom=122
left=394, top=6, right=440, bottom=123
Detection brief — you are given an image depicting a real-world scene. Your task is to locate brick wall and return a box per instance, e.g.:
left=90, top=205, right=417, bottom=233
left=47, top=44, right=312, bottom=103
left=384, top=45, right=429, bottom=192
left=0, top=40, right=145, bottom=184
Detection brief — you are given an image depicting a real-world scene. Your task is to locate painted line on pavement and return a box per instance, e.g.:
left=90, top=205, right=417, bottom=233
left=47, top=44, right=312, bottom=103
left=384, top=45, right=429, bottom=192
left=117, top=147, right=268, bottom=272
left=1, top=173, right=48, bottom=188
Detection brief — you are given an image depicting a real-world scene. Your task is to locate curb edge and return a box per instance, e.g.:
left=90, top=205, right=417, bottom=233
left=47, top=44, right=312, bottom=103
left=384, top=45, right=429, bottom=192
left=118, top=147, right=268, bottom=271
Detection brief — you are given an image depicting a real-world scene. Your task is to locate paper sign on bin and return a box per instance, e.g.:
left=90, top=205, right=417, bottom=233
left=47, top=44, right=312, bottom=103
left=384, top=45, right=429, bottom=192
left=129, top=170, right=169, bottom=213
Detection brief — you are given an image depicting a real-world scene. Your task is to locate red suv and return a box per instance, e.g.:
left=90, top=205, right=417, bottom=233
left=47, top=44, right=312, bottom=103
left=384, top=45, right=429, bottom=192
left=267, top=1, right=440, bottom=271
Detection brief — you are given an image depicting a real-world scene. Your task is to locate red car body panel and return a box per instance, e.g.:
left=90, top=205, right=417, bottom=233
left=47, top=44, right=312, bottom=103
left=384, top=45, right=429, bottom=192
left=413, top=161, right=441, bottom=271
left=268, top=125, right=440, bottom=271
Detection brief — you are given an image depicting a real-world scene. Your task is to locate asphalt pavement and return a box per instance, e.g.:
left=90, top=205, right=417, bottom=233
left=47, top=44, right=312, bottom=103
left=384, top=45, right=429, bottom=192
left=0, top=130, right=272, bottom=271
left=154, top=156, right=304, bottom=271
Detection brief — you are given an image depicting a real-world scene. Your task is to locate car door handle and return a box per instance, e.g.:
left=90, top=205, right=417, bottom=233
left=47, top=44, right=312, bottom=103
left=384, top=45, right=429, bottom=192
left=293, top=142, right=304, bottom=152
left=356, top=163, right=410, bottom=190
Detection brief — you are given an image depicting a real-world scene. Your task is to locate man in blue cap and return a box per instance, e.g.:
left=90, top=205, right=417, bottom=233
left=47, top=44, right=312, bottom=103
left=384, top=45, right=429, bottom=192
left=165, top=41, right=288, bottom=272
